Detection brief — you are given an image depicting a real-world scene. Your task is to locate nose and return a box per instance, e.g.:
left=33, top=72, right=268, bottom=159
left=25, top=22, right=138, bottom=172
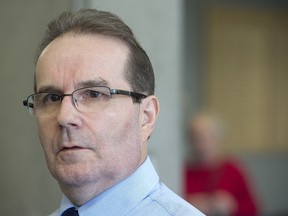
left=57, top=95, right=82, bottom=129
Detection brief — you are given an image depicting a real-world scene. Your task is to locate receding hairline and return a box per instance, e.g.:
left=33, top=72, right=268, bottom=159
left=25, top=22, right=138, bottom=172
left=34, top=31, right=133, bottom=92
left=36, top=30, right=132, bottom=64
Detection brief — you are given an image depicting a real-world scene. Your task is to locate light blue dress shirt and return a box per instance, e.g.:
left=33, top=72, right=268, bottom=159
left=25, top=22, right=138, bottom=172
left=49, top=157, right=204, bottom=216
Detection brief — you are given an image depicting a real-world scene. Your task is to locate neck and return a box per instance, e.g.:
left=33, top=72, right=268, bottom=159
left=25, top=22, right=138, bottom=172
left=60, top=153, right=148, bottom=206
left=59, top=177, right=118, bottom=206
left=198, top=153, right=221, bottom=168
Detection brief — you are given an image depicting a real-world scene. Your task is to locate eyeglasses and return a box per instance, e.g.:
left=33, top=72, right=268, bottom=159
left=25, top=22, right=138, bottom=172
left=23, top=86, right=147, bottom=117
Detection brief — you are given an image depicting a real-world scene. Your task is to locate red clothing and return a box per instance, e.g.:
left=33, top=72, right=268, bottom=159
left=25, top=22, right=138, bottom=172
left=185, top=159, right=258, bottom=216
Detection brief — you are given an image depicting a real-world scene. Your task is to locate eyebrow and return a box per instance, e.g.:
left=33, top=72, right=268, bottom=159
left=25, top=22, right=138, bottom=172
left=37, top=78, right=110, bottom=93
left=37, top=86, right=61, bottom=93
left=76, top=78, right=109, bottom=88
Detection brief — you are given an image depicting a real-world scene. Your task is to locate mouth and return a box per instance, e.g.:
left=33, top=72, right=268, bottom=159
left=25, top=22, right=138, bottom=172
left=60, top=146, right=86, bottom=153
left=62, top=146, right=83, bottom=151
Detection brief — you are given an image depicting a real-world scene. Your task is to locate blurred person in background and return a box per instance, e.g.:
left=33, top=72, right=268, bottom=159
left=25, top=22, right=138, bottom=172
left=184, top=113, right=258, bottom=216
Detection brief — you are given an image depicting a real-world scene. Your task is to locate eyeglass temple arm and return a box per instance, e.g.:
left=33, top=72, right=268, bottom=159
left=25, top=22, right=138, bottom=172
left=23, top=100, right=34, bottom=108
left=111, top=89, right=147, bottom=99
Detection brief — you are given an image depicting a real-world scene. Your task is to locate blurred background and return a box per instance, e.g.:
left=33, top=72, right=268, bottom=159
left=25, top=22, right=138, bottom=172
left=0, top=0, right=287, bottom=215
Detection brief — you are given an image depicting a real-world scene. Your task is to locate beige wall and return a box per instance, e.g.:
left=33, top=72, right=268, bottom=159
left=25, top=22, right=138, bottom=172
left=202, top=6, right=288, bottom=153
left=0, top=1, right=70, bottom=215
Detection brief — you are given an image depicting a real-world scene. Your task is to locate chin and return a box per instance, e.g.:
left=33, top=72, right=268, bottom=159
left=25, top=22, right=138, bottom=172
left=51, top=163, right=95, bottom=186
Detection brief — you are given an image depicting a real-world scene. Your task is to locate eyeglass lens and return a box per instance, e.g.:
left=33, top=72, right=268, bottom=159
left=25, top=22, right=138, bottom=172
left=27, top=86, right=112, bottom=117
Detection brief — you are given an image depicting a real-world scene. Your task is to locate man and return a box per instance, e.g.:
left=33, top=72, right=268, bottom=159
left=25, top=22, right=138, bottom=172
left=23, top=9, right=203, bottom=216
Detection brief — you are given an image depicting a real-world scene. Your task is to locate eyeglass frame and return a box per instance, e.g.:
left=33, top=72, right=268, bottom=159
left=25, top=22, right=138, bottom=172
left=23, top=86, right=147, bottom=117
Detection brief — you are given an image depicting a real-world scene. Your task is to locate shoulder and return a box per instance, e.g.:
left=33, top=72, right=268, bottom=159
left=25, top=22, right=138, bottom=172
left=130, top=183, right=204, bottom=216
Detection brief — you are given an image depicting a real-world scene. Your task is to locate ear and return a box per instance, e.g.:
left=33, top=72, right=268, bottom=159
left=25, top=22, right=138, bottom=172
left=140, top=95, right=160, bottom=142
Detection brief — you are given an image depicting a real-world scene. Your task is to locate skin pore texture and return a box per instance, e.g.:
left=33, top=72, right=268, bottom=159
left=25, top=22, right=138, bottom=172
left=35, top=33, right=159, bottom=206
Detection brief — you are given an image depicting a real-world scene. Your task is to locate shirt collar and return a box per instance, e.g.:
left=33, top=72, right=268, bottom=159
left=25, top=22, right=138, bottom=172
left=59, top=156, right=159, bottom=216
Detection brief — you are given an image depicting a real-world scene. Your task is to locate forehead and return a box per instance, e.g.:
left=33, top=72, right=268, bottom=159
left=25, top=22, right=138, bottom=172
left=35, top=33, right=130, bottom=92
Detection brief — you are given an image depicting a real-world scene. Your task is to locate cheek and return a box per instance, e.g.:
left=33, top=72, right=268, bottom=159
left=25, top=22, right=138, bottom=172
left=90, top=103, right=138, bottom=134
left=87, top=106, right=141, bottom=156
left=37, top=118, right=56, bottom=155
left=110, top=108, right=140, bottom=141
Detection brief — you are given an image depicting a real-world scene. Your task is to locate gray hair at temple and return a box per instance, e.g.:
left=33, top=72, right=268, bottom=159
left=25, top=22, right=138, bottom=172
left=34, top=8, right=155, bottom=97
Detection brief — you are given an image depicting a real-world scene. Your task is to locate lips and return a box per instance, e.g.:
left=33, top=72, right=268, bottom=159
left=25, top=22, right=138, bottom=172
left=61, top=146, right=84, bottom=151
left=56, top=138, right=89, bottom=154
left=63, top=146, right=82, bottom=150
left=57, top=145, right=86, bottom=154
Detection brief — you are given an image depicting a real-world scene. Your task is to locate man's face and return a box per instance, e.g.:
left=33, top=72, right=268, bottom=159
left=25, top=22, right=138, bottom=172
left=35, top=34, right=146, bottom=189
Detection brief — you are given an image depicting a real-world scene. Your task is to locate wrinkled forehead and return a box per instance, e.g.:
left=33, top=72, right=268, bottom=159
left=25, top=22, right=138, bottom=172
left=35, top=33, right=130, bottom=93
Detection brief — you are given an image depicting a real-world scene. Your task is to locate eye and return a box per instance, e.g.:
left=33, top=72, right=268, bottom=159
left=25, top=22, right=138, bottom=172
left=75, top=88, right=110, bottom=104
left=89, top=90, right=103, bottom=98
left=81, top=90, right=104, bottom=99
left=43, top=93, right=61, bottom=103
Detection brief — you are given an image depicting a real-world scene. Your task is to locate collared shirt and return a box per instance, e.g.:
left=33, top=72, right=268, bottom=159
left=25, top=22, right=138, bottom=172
left=49, top=157, right=204, bottom=216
